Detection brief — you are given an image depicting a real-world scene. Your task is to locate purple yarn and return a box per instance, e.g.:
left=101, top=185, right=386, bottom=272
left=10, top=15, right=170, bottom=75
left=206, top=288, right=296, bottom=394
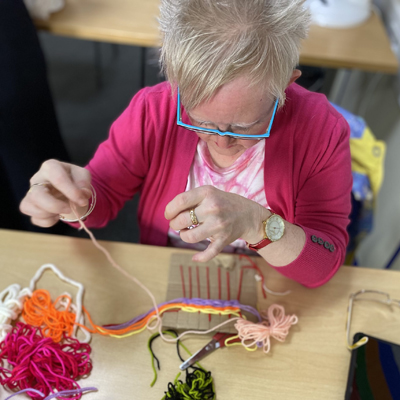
left=102, top=298, right=186, bottom=330
left=4, top=389, right=44, bottom=399
left=103, top=298, right=261, bottom=330
left=4, top=387, right=98, bottom=400
left=44, top=387, right=98, bottom=399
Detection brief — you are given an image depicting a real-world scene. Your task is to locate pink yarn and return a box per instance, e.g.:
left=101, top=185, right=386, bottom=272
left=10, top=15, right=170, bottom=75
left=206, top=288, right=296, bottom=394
left=234, top=304, right=298, bottom=353
left=0, top=323, right=92, bottom=399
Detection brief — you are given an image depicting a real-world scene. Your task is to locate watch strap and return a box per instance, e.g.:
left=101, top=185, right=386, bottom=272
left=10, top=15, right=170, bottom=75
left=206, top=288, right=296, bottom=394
left=246, top=218, right=271, bottom=251
left=247, top=236, right=272, bottom=251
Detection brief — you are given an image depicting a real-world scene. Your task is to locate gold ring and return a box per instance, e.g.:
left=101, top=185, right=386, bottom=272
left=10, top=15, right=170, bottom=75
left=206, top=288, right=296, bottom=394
left=189, top=208, right=199, bottom=225
left=28, top=182, right=51, bottom=193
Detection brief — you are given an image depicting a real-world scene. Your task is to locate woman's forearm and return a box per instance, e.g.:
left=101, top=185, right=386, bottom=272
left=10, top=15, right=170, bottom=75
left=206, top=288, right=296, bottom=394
left=258, top=220, right=306, bottom=266
left=242, top=205, right=306, bottom=267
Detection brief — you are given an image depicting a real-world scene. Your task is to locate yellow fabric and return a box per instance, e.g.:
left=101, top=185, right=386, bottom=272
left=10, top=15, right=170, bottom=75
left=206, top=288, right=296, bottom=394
left=350, top=127, right=386, bottom=199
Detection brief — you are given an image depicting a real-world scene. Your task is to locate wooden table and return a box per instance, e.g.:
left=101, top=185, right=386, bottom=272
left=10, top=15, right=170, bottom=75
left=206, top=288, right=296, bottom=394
left=302, top=12, right=398, bottom=73
left=34, top=1, right=399, bottom=74
left=1, top=229, right=400, bottom=399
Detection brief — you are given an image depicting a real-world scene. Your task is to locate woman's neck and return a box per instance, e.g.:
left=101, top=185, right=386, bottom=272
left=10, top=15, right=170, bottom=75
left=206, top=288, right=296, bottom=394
left=206, top=145, right=245, bottom=168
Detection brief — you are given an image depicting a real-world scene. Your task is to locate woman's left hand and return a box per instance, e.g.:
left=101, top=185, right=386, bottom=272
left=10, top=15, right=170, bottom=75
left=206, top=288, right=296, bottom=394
left=165, top=185, right=270, bottom=262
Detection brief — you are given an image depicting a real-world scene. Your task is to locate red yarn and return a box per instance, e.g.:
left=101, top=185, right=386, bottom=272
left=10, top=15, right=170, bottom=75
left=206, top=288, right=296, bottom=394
left=0, top=323, right=92, bottom=400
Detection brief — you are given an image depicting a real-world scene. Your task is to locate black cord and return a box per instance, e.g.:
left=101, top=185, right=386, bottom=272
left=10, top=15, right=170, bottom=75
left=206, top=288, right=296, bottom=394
left=149, top=330, right=216, bottom=400
left=149, top=330, right=180, bottom=370
left=149, top=334, right=161, bottom=370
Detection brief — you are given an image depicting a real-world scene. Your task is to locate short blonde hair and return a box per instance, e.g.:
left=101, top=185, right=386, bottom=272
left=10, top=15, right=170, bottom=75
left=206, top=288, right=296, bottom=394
left=159, top=0, right=310, bottom=110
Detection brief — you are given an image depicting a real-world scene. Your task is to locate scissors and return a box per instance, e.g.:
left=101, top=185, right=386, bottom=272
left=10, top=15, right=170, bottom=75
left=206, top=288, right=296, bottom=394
left=179, top=332, right=242, bottom=370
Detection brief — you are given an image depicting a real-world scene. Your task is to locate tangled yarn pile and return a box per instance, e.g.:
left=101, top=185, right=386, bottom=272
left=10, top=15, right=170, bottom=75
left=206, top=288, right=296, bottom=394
left=0, top=323, right=92, bottom=399
left=163, top=367, right=215, bottom=400
left=0, top=284, right=32, bottom=341
left=22, top=289, right=77, bottom=343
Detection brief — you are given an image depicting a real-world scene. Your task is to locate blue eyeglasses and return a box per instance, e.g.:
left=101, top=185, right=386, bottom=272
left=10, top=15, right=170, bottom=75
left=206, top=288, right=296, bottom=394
left=176, top=88, right=279, bottom=140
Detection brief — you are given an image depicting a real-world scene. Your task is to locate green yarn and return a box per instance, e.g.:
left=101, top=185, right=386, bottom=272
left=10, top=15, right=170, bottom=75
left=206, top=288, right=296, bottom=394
left=147, top=330, right=216, bottom=400
left=162, top=368, right=215, bottom=400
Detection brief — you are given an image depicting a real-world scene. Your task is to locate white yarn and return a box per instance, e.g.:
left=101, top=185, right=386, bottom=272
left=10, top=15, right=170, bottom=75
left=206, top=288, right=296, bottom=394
left=1, top=264, right=91, bottom=343
left=255, top=274, right=292, bottom=296
left=29, top=263, right=91, bottom=343
left=0, top=284, right=32, bottom=342
left=24, top=0, right=65, bottom=20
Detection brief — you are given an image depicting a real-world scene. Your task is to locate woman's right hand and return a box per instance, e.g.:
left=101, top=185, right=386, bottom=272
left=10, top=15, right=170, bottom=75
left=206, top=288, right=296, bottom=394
left=20, top=160, right=92, bottom=227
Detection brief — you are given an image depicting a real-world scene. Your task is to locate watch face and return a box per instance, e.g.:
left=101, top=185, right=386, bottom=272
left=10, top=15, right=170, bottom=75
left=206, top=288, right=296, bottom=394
left=266, top=214, right=285, bottom=241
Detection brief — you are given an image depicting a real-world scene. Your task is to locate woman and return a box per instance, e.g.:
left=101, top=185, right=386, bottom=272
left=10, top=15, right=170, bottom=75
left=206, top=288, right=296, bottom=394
left=1, top=0, right=69, bottom=232
left=19, top=0, right=352, bottom=288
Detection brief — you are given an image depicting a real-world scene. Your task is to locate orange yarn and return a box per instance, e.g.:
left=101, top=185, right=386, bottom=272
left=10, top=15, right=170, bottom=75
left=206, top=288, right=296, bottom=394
left=22, top=289, right=76, bottom=343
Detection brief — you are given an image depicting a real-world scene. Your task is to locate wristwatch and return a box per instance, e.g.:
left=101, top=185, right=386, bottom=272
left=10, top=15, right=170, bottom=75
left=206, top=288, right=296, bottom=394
left=247, top=213, right=285, bottom=251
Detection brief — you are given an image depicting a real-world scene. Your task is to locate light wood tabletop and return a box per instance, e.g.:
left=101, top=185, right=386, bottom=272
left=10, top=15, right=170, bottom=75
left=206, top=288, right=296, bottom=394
left=34, top=1, right=399, bottom=74
left=0, top=229, right=399, bottom=400
left=301, top=12, right=398, bottom=74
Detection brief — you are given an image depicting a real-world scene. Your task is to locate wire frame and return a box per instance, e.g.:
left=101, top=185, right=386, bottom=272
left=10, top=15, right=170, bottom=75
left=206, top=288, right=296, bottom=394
left=345, top=289, right=400, bottom=350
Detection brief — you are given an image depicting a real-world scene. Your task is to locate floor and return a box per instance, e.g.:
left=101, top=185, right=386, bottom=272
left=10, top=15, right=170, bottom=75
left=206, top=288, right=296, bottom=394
left=38, top=32, right=400, bottom=270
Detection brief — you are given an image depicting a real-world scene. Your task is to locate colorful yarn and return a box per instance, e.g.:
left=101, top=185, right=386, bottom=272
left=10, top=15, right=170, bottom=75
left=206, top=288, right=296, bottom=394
left=81, top=296, right=297, bottom=352
left=163, top=368, right=215, bottom=400
left=74, top=207, right=298, bottom=353
left=0, top=284, right=32, bottom=342
left=28, top=264, right=91, bottom=343
left=104, top=298, right=261, bottom=331
left=22, top=289, right=76, bottom=343
left=4, top=387, right=98, bottom=400
left=234, top=304, right=298, bottom=353
left=148, top=330, right=203, bottom=388
left=0, top=323, right=92, bottom=399
left=81, top=298, right=257, bottom=339
left=148, top=330, right=215, bottom=400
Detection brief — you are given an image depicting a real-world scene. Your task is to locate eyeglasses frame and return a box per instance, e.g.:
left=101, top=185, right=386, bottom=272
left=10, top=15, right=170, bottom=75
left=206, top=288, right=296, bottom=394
left=176, top=87, right=279, bottom=140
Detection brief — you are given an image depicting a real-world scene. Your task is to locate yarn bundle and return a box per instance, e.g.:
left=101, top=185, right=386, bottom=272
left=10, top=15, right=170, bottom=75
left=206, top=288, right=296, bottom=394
left=0, top=323, right=92, bottom=399
left=148, top=331, right=216, bottom=400
left=22, top=290, right=76, bottom=343
left=0, top=265, right=93, bottom=399
left=4, top=387, right=97, bottom=400
left=0, top=209, right=298, bottom=399
left=0, top=284, right=32, bottom=341
left=84, top=298, right=297, bottom=354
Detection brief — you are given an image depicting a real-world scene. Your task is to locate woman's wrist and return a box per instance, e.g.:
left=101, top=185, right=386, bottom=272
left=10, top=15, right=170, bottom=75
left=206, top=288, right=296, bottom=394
left=242, top=205, right=271, bottom=245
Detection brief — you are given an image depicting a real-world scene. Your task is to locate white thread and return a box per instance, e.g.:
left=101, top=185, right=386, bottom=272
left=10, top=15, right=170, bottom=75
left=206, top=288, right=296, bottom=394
left=0, top=284, right=32, bottom=341
left=29, top=264, right=91, bottom=343
left=255, top=274, right=292, bottom=296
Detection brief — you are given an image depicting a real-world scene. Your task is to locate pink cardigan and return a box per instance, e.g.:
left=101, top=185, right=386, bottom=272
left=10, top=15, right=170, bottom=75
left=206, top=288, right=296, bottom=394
left=82, top=82, right=352, bottom=288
